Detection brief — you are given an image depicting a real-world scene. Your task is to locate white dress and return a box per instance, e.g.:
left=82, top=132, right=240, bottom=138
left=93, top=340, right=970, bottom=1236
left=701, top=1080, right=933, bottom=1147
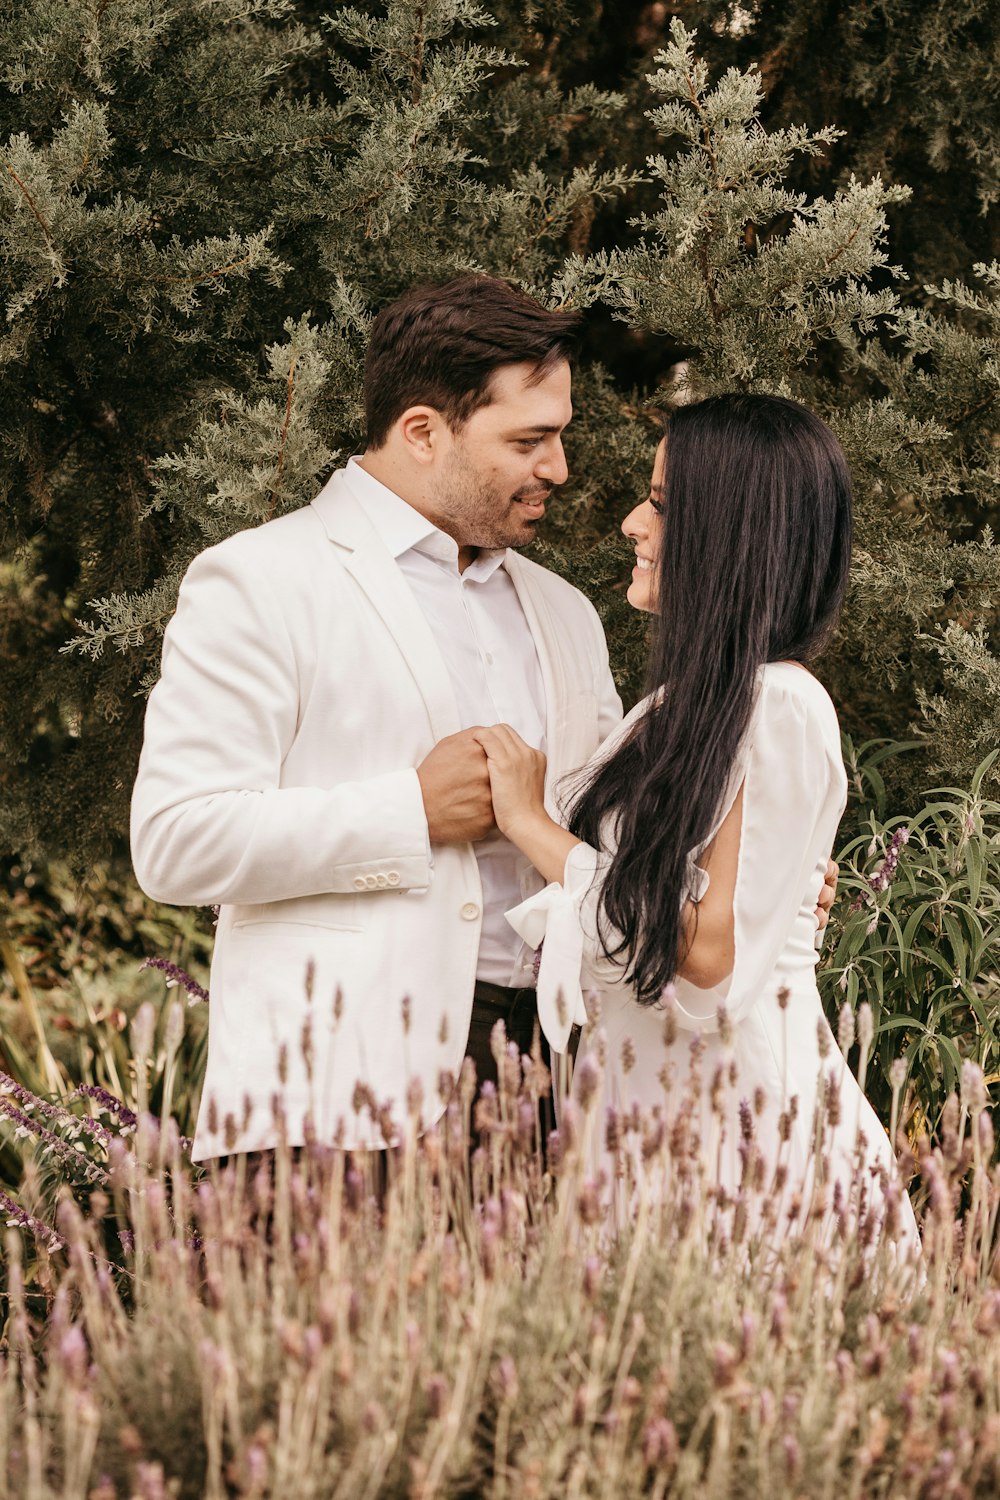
left=506, top=662, right=920, bottom=1251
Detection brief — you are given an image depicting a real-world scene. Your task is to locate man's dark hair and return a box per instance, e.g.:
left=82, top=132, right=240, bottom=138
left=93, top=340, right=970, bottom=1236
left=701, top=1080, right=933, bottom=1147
left=364, top=275, right=582, bottom=449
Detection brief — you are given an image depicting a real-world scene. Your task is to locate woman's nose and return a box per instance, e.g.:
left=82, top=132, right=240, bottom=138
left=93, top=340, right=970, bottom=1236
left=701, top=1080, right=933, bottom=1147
left=621, top=501, right=648, bottom=539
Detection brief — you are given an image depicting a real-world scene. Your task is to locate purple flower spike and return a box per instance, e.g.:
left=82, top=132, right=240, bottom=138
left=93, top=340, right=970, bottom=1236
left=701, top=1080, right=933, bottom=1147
left=850, top=825, right=911, bottom=912
left=141, top=957, right=209, bottom=1004
left=74, top=1085, right=139, bottom=1131
left=0, top=1188, right=64, bottom=1251
left=867, top=826, right=910, bottom=894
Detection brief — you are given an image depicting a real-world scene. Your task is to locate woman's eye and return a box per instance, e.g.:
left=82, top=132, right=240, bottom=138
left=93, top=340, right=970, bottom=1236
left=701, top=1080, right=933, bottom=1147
left=649, top=496, right=665, bottom=515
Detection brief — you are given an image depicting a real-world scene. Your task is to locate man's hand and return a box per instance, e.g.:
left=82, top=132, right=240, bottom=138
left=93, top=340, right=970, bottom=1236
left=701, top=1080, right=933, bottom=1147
left=815, top=858, right=839, bottom=931
left=417, top=729, right=496, bottom=844
left=470, top=724, right=547, bottom=840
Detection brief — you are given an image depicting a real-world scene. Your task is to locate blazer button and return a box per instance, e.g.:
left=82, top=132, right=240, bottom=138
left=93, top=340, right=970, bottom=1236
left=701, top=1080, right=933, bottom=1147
left=386, top=872, right=400, bottom=887
left=460, top=902, right=480, bottom=921
left=353, top=876, right=367, bottom=891
left=376, top=874, right=388, bottom=888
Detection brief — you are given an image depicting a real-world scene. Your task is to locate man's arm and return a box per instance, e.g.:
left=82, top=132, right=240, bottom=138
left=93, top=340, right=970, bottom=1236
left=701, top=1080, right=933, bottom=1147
left=131, top=545, right=491, bottom=908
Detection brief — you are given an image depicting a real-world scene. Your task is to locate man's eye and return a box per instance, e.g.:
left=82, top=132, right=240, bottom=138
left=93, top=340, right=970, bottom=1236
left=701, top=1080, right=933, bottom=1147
left=515, top=439, right=538, bottom=450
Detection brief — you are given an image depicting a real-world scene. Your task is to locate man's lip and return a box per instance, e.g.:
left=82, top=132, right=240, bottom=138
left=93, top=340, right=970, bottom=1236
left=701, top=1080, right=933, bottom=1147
left=514, top=495, right=548, bottom=516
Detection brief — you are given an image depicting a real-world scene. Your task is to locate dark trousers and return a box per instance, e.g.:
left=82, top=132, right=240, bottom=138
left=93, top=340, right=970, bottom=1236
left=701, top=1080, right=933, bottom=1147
left=464, top=978, right=550, bottom=1091
left=465, top=978, right=576, bottom=1159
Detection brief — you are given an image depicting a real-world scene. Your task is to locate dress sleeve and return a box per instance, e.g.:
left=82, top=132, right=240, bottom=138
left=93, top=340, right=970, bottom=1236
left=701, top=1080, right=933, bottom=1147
left=506, top=844, right=709, bottom=1054
left=670, top=675, right=836, bottom=1032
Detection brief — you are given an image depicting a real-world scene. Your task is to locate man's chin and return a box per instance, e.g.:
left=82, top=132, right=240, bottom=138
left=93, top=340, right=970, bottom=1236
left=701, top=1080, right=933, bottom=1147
left=502, top=518, right=543, bottom=550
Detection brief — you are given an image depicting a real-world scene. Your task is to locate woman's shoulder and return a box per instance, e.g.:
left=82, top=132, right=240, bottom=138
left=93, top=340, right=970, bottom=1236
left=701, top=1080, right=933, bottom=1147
left=758, top=661, right=839, bottom=723
left=758, top=663, right=845, bottom=756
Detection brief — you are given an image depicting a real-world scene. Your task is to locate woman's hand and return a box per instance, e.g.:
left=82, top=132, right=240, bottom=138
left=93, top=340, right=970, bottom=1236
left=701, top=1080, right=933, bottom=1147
left=471, top=725, right=582, bottom=884
left=470, top=724, right=547, bottom=839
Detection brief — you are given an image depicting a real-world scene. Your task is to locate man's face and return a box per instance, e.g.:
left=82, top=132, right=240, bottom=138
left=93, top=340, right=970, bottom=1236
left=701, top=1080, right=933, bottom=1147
left=431, top=359, right=572, bottom=557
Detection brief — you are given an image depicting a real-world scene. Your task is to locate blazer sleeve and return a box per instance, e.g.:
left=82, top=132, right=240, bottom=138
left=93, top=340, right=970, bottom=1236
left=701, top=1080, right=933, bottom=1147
left=130, top=543, right=433, bottom=907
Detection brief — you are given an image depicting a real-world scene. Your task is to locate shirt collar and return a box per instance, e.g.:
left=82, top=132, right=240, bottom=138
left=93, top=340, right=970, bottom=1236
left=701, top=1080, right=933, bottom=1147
left=344, top=457, right=509, bottom=581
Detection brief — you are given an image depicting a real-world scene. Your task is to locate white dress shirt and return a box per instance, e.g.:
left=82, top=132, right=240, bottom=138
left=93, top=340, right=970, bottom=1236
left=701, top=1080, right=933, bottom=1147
left=344, top=458, right=546, bottom=984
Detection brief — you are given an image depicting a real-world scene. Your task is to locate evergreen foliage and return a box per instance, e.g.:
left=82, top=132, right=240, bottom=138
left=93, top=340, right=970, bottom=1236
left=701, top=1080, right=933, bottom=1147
left=1, top=0, right=998, bottom=861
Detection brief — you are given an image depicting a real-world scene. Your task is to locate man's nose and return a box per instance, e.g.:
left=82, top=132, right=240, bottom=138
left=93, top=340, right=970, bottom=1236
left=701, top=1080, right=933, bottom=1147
left=536, top=438, right=568, bottom=486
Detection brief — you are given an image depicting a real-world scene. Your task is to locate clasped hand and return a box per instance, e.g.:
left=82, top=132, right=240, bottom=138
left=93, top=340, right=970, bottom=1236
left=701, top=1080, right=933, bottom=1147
left=415, top=724, right=545, bottom=845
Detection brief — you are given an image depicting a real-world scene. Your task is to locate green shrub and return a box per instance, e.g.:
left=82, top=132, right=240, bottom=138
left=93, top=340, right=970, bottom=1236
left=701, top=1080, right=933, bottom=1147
left=821, top=743, right=1000, bottom=1143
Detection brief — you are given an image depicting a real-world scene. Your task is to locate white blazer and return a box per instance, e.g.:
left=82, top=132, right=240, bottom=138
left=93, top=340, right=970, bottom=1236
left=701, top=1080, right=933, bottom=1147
left=131, top=470, right=622, bottom=1158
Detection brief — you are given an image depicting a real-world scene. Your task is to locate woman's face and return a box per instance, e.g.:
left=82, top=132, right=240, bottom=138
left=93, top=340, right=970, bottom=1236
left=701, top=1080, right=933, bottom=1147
left=621, top=438, right=666, bottom=613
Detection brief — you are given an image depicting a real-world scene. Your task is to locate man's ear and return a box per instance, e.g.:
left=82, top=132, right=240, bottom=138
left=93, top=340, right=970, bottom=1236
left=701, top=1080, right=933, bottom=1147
left=396, top=405, right=446, bottom=465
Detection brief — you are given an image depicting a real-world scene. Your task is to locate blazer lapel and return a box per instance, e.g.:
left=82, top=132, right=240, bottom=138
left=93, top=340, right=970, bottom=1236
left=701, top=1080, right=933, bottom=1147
left=311, top=474, right=462, bottom=744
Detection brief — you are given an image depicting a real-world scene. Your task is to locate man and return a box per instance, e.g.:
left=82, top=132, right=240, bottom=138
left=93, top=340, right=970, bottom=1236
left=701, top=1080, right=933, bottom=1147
left=131, top=275, right=622, bottom=1160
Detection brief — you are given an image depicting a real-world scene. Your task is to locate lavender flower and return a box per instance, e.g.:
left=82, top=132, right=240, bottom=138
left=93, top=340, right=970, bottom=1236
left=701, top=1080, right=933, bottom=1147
left=74, top=1085, right=138, bottom=1132
left=140, top=957, right=209, bottom=1004
left=960, top=1059, right=988, bottom=1114
left=0, top=1098, right=110, bottom=1184
left=0, top=1188, right=64, bottom=1251
left=0, top=1072, right=116, bottom=1148
left=850, top=825, right=910, bottom=910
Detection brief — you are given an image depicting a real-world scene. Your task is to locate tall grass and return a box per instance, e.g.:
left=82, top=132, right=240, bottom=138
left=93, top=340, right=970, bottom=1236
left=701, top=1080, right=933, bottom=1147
left=1, top=748, right=998, bottom=1494
left=0, top=1012, right=997, bottom=1499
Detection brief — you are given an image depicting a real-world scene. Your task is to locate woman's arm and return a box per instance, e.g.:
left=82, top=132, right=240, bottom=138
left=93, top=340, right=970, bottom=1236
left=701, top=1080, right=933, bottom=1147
left=677, top=783, right=743, bottom=990
left=476, top=721, right=744, bottom=983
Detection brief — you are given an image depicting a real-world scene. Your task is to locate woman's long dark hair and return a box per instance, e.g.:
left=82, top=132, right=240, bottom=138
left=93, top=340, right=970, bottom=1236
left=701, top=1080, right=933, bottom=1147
left=567, top=393, right=854, bottom=1005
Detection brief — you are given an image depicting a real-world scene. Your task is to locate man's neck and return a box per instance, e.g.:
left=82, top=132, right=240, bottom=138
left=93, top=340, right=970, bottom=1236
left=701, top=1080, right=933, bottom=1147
left=356, top=451, right=479, bottom=572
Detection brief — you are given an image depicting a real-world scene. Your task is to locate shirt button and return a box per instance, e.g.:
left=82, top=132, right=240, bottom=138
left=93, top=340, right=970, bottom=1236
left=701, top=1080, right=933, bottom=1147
left=386, top=872, right=400, bottom=887
left=460, top=902, right=480, bottom=921
left=353, top=876, right=367, bottom=891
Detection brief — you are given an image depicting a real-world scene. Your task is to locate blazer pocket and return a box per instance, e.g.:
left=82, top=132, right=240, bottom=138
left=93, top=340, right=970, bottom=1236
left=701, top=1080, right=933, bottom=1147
left=230, top=893, right=362, bottom=932
left=218, top=920, right=364, bottom=1082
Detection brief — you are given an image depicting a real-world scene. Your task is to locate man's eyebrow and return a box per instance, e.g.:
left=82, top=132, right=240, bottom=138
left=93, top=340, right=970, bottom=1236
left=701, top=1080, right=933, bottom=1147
left=507, top=424, right=563, bottom=435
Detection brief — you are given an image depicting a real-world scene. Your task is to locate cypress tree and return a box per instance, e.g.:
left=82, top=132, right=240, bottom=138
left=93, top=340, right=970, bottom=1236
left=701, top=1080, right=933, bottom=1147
left=1, top=0, right=997, bottom=865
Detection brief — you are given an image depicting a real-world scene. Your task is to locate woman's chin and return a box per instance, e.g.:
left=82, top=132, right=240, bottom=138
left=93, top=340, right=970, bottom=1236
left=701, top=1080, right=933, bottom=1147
left=625, top=577, right=656, bottom=613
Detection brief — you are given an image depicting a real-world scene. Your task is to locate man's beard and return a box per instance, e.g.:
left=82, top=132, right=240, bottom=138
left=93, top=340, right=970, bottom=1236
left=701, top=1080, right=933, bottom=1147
left=437, top=458, right=553, bottom=551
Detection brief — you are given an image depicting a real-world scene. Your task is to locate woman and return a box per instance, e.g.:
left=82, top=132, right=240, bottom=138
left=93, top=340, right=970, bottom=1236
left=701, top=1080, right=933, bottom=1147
left=473, top=393, right=918, bottom=1249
